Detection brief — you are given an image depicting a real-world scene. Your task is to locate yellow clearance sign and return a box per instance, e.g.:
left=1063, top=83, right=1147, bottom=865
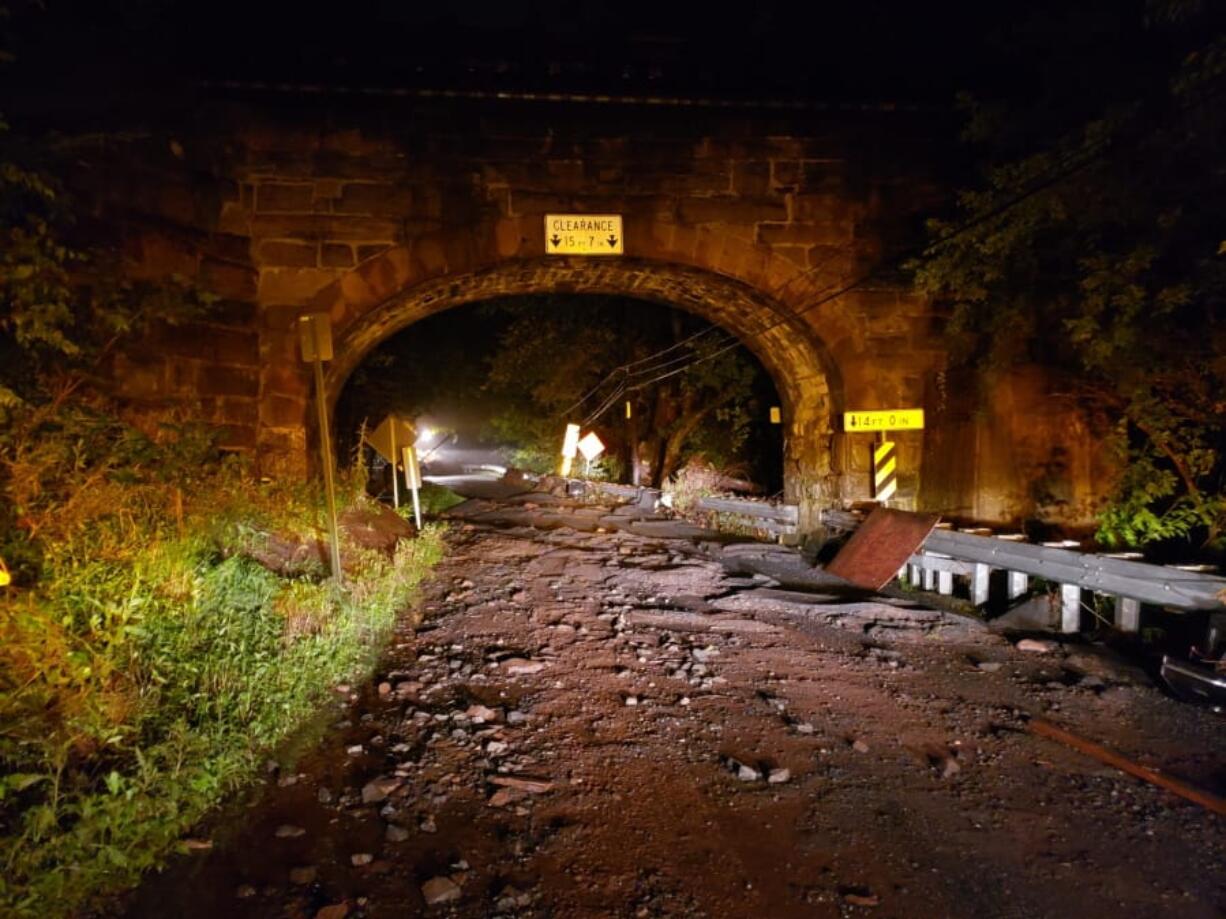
left=545, top=214, right=624, bottom=255
left=843, top=409, right=925, bottom=432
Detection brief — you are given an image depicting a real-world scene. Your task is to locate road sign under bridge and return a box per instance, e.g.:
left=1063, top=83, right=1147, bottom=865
left=843, top=409, right=924, bottom=432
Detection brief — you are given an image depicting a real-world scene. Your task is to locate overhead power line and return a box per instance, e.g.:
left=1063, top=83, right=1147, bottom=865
left=576, top=67, right=1226, bottom=426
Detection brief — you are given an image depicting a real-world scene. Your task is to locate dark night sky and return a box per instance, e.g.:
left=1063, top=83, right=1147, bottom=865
left=3, top=0, right=1176, bottom=108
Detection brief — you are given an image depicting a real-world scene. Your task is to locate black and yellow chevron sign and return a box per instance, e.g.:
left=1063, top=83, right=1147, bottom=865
left=873, top=440, right=898, bottom=502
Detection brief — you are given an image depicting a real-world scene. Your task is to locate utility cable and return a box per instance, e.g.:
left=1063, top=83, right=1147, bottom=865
left=578, top=69, right=1226, bottom=425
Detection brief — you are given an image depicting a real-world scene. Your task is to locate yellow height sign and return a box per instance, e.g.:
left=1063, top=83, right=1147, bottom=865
left=873, top=441, right=899, bottom=502
left=843, top=409, right=924, bottom=432
left=545, top=214, right=624, bottom=255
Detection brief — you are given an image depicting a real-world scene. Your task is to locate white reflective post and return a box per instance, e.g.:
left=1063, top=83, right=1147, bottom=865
left=403, top=446, right=422, bottom=529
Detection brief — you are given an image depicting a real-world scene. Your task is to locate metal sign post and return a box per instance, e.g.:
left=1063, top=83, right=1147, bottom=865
left=298, top=313, right=343, bottom=583
left=389, top=421, right=400, bottom=508
left=365, top=415, right=417, bottom=511
left=577, top=431, right=605, bottom=478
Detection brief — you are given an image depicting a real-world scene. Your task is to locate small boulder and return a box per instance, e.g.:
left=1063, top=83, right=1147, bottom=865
left=736, top=764, right=761, bottom=782
left=1016, top=638, right=1058, bottom=654
left=361, top=776, right=402, bottom=804
left=421, top=876, right=462, bottom=905
left=386, top=824, right=411, bottom=842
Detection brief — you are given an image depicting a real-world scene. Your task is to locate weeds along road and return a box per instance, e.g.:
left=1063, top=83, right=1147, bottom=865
left=123, top=490, right=1225, bottom=919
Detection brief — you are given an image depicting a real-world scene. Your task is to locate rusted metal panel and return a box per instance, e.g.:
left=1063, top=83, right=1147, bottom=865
left=826, top=507, right=940, bottom=590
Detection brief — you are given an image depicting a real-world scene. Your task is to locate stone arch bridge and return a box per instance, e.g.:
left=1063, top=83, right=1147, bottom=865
left=93, top=89, right=1104, bottom=532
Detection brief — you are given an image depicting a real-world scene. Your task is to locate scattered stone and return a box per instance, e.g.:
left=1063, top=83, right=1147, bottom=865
left=350, top=853, right=374, bottom=867
left=489, top=774, right=553, bottom=794
left=317, top=787, right=333, bottom=804
left=386, top=824, right=411, bottom=842
left=277, top=773, right=299, bottom=787
left=316, top=904, right=350, bottom=919
left=290, top=866, right=317, bottom=885
left=275, top=824, right=306, bottom=839
left=736, top=764, right=761, bottom=782
left=976, top=661, right=1004, bottom=673
left=346, top=745, right=364, bottom=757
left=361, top=776, right=403, bottom=804
left=421, top=876, right=463, bottom=905
left=843, top=890, right=880, bottom=908
left=235, top=884, right=257, bottom=899
left=182, top=838, right=213, bottom=851
left=768, top=767, right=791, bottom=784
left=1016, top=638, right=1057, bottom=654
left=852, top=739, right=870, bottom=754
left=466, top=704, right=499, bottom=722
left=420, top=815, right=438, bottom=833
left=624, top=695, right=639, bottom=706
left=488, top=787, right=523, bottom=808
left=486, top=740, right=509, bottom=755
left=795, top=722, right=815, bottom=735
left=378, top=682, right=392, bottom=695
left=507, top=710, right=529, bottom=724
left=504, top=659, right=546, bottom=675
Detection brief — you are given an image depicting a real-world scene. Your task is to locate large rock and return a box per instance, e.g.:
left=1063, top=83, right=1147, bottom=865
left=235, top=503, right=416, bottom=577
left=338, top=505, right=416, bottom=554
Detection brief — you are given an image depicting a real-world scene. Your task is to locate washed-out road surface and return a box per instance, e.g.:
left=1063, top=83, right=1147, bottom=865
left=122, top=487, right=1225, bottom=919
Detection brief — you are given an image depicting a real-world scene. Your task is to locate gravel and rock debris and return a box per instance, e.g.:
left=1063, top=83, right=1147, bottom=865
left=122, top=494, right=1225, bottom=919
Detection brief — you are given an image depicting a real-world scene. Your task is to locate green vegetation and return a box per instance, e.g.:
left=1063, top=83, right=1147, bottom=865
left=483, top=297, right=768, bottom=487
left=0, top=416, right=444, bottom=917
left=411, top=481, right=468, bottom=516
left=336, top=296, right=782, bottom=492
left=0, top=83, right=446, bottom=915
left=911, top=1, right=1226, bottom=550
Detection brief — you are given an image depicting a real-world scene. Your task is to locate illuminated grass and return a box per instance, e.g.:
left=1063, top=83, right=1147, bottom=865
left=0, top=455, right=444, bottom=917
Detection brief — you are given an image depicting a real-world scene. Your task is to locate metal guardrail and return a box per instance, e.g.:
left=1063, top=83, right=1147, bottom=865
left=822, top=508, right=1226, bottom=634
left=695, top=496, right=799, bottom=536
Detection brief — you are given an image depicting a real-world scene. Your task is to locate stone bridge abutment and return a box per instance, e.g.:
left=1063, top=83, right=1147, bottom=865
left=85, top=92, right=1108, bottom=531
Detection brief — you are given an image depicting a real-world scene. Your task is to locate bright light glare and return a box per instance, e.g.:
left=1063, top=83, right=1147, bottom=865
left=418, top=426, right=434, bottom=442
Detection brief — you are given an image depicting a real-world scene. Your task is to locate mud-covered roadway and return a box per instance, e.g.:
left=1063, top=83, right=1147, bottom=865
left=124, top=490, right=1225, bottom=919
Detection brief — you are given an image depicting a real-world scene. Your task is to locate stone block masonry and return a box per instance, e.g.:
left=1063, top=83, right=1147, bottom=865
left=69, top=93, right=1107, bottom=528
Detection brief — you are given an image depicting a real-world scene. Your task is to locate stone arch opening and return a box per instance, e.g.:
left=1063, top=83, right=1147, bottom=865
left=317, top=257, right=842, bottom=529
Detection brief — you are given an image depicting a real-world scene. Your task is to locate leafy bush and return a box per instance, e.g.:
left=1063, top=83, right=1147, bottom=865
left=0, top=409, right=444, bottom=917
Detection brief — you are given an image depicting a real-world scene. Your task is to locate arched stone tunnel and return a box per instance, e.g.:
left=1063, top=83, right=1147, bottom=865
left=303, top=251, right=843, bottom=532
left=89, top=91, right=1110, bottom=532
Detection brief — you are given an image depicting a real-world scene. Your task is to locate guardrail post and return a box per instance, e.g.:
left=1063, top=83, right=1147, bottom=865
left=938, top=569, right=954, bottom=595
left=1060, top=584, right=1082, bottom=633
left=1115, top=596, right=1140, bottom=633
left=1007, top=571, right=1029, bottom=600
left=922, top=564, right=936, bottom=591
left=971, top=563, right=991, bottom=606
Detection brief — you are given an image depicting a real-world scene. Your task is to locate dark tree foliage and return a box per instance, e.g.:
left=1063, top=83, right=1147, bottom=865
left=912, top=0, right=1226, bottom=549
left=483, top=296, right=771, bottom=487
left=336, top=297, right=781, bottom=490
